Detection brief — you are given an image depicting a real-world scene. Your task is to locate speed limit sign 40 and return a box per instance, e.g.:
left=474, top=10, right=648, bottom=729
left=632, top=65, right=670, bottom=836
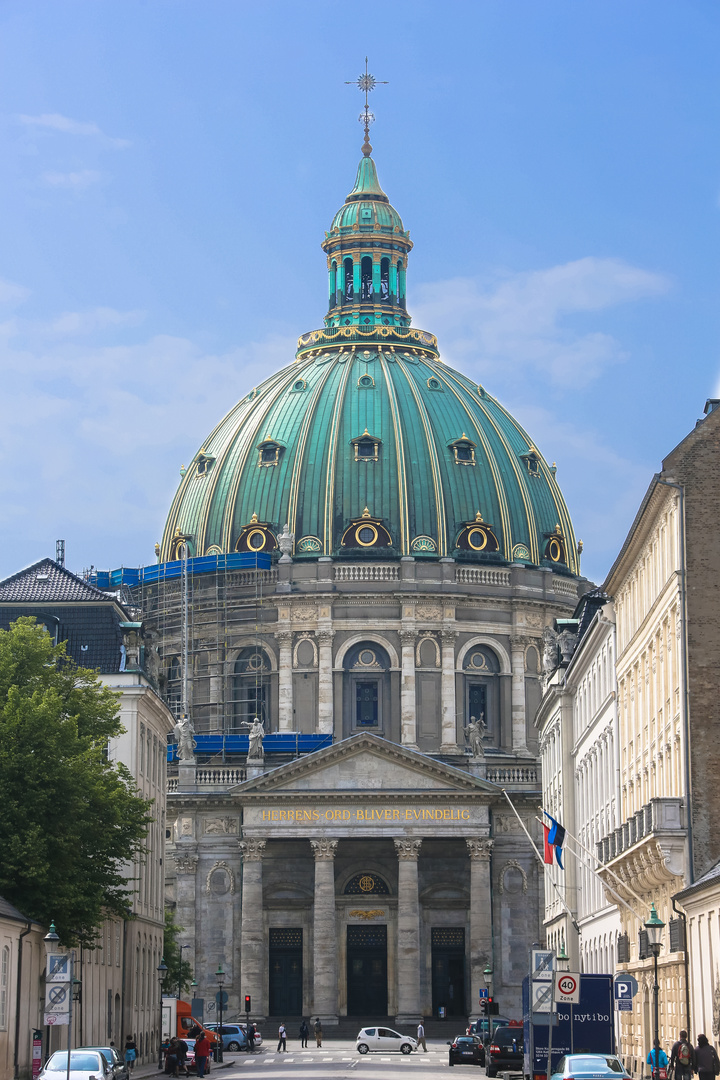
left=554, top=972, right=581, bottom=1004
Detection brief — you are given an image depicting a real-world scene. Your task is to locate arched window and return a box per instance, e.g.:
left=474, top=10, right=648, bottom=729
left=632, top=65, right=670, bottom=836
left=462, top=646, right=501, bottom=747
left=329, top=261, right=337, bottom=309
left=342, top=642, right=391, bottom=737
left=380, top=258, right=390, bottom=302
left=361, top=256, right=373, bottom=301
left=233, top=648, right=271, bottom=731
left=344, top=258, right=354, bottom=301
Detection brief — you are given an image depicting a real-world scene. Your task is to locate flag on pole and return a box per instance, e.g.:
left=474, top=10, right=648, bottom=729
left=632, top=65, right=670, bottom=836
left=543, top=813, right=565, bottom=869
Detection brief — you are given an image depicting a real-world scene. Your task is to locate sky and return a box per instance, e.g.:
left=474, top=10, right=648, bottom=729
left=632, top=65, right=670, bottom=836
left=1, top=0, right=719, bottom=586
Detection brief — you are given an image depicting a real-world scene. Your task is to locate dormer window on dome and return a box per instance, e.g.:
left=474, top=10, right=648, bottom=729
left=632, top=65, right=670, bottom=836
left=352, top=430, right=381, bottom=462
left=195, top=450, right=215, bottom=477
left=544, top=525, right=567, bottom=565
left=341, top=508, right=392, bottom=549
left=169, top=529, right=193, bottom=560
left=235, top=514, right=278, bottom=553
left=520, top=447, right=541, bottom=476
left=449, top=434, right=476, bottom=467
left=257, top=438, right=284, bottom=468
left=456, top=512, right=500, bottom=553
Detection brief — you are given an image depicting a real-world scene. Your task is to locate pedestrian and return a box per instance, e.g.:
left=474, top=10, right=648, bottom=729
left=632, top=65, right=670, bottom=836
left=417, top=1021, right=427, bottom=1053
left=695, top=1034, right=720, bottom=1080
left=194, top=1034, right=211, bottom=1079
left=124, top=1036, right=137, bottom=1072
left=277, top=1023, right=287, bottom=1053
left=647, top=1039, right=668, bottom=1078
left=671, top=1031, right=696, bottom=1080
left=314, top=1018, right=323, bottom=1047
left=175, top=1039, right=189, bottom=1077
left=246, top=1025, right=255, bottom=1053
left=165, top=1039, right=179, bottom=1078
left=299, top=1020, right=309, bottom=1048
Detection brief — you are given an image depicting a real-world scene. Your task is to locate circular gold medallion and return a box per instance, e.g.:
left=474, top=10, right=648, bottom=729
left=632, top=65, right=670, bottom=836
left=359, top=875, right=375, bottom=892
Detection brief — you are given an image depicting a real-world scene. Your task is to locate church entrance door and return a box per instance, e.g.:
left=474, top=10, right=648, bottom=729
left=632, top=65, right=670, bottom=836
left=431, top=928, right=466, bottom=1016
left=346, top=925, right=387, bottom=1016
left=269, top=928, right=303, bottom=1016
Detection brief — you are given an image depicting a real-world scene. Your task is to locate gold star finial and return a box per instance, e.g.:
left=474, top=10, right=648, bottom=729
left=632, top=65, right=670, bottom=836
left=345, top=58, right=388, bottom=157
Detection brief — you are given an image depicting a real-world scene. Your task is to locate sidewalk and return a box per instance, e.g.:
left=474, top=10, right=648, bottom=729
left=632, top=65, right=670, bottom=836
left=132, top=1059, right=237, bottom=1080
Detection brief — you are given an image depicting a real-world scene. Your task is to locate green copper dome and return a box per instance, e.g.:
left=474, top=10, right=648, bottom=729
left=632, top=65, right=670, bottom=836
left=161, top=153, right=578, bottom=575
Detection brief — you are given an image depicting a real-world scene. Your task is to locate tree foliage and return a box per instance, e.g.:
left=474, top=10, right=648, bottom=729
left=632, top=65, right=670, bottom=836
left=0, top=617, right=153, bottom=946
left=161, top=909, right=194, bottom=996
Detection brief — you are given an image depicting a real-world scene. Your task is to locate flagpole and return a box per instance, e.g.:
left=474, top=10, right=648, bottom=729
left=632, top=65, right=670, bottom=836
left=533, top=817, right=646, bottom=923
left=502, top=790, right=580, bottom=935
left=540, top=808, right=649, bottom=915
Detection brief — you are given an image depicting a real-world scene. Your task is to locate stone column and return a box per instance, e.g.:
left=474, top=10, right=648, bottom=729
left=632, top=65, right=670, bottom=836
left=440, top=629, right=457, bottom=750
left=394, top=838, right=422, bottom=1023
left=239, top=838, right=267, bottom=1020
left=400, top=630, right=417, bottom=747
left=311, top=839, right=338, bottom=1023
left=173, top=848, right=198, bottom=976
left=466, top=838, right=493, bottom=1007
left=317, top=631, right=334, bottom=735
left=510, top=636, right=529, bottom=754
left=276, top=632, right=294, bottom=732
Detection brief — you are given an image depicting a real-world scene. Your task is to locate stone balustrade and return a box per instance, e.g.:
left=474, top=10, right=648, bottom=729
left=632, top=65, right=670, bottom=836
left=455, top=567, right=511, bottom=587
left=485, top=765, right=538, bottom=785
left=334, top=564, right=400, bottom=582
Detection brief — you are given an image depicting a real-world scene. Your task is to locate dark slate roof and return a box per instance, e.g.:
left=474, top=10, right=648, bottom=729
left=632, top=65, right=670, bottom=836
left=0, top=559, right=114, bottom=604
left=574, top=587, right=611, bottom=644
left=674, top=857, right=720, bottom=903
left=0, top=895, right=33, bottom=923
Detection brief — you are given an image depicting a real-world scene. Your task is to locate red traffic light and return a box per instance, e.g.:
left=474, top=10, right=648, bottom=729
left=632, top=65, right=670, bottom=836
left=244, top=995, right=251, bottom=1013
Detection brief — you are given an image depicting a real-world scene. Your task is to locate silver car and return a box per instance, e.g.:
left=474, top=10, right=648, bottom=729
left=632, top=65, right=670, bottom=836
left=76, top=1047, right=128, bottom=1080
left=39, top=1050, right=115, bottom=1080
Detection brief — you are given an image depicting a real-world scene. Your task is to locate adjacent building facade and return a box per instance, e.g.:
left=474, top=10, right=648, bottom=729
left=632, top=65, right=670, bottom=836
left=0, top=558, right=173, bottom=1068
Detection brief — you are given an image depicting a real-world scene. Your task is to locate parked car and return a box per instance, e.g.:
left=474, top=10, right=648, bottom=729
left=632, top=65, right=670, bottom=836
left=550, top=1054, right=631, bottom=1080
left=202, top=1025, right=247, bottom=1052
left=467, top=1017, right=513, bottom=1040
left=449, top=1035, right=485, bottom=1066
left=485, top=1024, right=524, bottom=1077
left=356, top=1027, right=417, bottom=1055
left=76, top=1047, right=128, bottom=1080
left=237, top=1023, right=263, bottom=1048
left=39, top=1051, right=115, bottom=1080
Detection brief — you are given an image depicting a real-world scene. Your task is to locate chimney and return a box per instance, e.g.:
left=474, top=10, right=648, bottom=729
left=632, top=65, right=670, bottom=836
left=704, top=398, right=720, bottom=416
left=56, top=540, right=65, bottom=567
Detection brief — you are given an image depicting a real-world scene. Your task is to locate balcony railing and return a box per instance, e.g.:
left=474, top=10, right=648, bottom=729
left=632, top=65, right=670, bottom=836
left=596, top=797, right=684, bottom=863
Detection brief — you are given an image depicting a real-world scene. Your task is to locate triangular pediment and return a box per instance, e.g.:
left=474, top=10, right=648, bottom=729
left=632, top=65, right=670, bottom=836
left=232, top=733, right=497, bottom=797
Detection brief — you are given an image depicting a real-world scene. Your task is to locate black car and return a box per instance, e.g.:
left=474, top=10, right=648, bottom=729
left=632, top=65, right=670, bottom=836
left=485, top=1025, right=524, bottom=1077
left=449, top=1035, right=485, bottom=1067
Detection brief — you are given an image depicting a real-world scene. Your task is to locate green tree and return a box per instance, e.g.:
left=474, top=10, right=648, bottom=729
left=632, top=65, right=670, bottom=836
left=161, top=909, right=194, bottom=996
left=0, top=617, right=153, bottom=946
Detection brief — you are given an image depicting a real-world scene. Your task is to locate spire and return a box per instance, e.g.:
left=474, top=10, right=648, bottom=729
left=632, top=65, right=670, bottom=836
left=346, top=155, right=388, bottom=203
left=345, top=58, right=387, bottom=161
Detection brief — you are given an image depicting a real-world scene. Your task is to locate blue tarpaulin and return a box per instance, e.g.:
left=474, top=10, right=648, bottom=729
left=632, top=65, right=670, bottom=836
left=167, top=732, right=333, bottom=761
left=92, top=551, right=273, bottom=589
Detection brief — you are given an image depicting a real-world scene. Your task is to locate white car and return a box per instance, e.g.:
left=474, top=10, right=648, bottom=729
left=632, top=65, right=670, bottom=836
left=356, top=1027, right=417, bottom=1054
left=39, top=1051, right=115, bottom=1080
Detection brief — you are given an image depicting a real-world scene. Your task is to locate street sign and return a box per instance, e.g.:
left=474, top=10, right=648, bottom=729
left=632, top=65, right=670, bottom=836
left=478, top=989, right=489, bottom=999
left=554, top=972, right=581, bottom=1004
left=215, top=991, right=228, bottom=1007
left=44, top=984, right=69, bottom=1014
left=614, top=975, right=638, bottom=1012
left=206, top=1001, right=215, bottom=1013
left=43, top=1013, right=69, bottom=1026
left=46, top=955, right=70, bottom=982
left=532, top=981, right=554, bottom=1013
left=531, top=950, right=554, bottom=980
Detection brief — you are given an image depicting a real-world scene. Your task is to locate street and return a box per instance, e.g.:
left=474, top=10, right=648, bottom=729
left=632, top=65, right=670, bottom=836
left=217, top=1042, right=455, bottom=1078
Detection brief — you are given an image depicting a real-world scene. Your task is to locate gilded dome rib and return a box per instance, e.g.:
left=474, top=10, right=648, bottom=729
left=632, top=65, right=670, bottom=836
left=379, top=357, right=410, bottom=554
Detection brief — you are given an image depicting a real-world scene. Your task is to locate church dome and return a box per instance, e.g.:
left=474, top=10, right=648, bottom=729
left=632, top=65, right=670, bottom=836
left=161, top=152, right=579, bottom=576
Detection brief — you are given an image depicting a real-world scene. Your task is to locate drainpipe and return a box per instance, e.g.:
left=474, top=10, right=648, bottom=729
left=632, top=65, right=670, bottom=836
left=13, top=922, right=32, bottom=1079
left=672, top=896, right=691, bottom=1036
left=657, top=479, right=693, bottom=883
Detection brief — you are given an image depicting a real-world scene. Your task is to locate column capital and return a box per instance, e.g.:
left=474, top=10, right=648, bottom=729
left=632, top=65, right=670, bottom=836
left=394, top=838, right=423, bottom=861
left=239, top=838, right=267, bottom=862
left=510, top=634, right=535, bottom=650
left=317, top=630, right=335, bottom=647
left=310, top=838, right=338, bottom=861
left=173, top=852, right=199, bottom=874
left=441, top=629, right=457, bottom=645
left=400, top=629, right=416, bottom=647
left=275, top=631, right=293, bottom=648
left=466, top=838, right=493, bottom=860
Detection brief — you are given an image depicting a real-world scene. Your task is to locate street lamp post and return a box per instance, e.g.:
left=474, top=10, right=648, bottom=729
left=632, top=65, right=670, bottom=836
left=215, top=966, right=225, bottom=1064
left=483, top=964, right=494, bottom=1039
left=157, top=959, right=169, bottom=1070
left=645, top=904, right=665, bottom=1080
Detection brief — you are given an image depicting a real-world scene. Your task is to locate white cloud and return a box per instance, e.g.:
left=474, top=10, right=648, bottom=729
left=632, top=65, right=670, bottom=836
left=47, top=308, right=145, bottom=336
left=0, top=278, right=30, bottom=307
left=18, top=112, right=130, bottom=148
left=413, top=257, right=670, bottom=388
left=42, top=169, right=102, bottom=189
